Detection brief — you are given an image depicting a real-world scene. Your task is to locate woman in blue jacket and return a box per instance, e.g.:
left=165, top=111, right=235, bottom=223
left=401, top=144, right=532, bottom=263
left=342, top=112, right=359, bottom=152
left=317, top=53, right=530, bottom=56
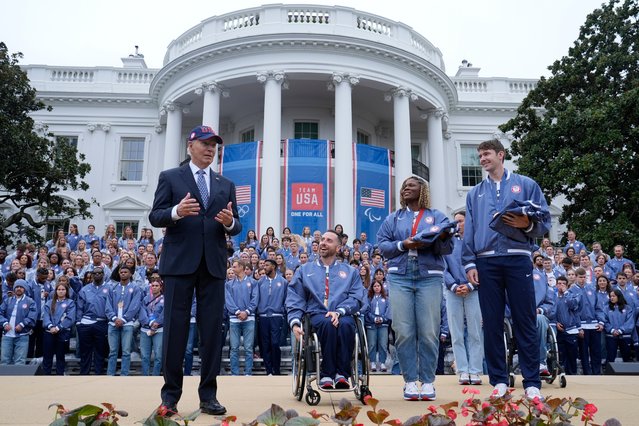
left=365, top=281, right=391, bottom=372
left=140, top=273, right=165, bottom=376
left=603, top=288, right=634, bottom=362
left=377, top=176, right=453, bottom=401
left=43, top=279, right=76, bottom=375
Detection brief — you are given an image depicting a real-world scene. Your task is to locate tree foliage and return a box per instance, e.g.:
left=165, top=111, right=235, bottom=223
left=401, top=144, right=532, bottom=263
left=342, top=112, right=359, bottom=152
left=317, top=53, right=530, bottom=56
left=500, top=0, right=639, bottom=257
left=0, top=42, right=93, bottom=248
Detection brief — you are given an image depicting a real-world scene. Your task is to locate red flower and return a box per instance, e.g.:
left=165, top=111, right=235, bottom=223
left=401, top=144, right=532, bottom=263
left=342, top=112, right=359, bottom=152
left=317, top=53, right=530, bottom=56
left=482, top=402, right=490, bottom=409
left=428, top=405, right=438, bottom=414
left=461, top=407, right=469, bottom=417
left=447, top=409, right=457, bottom=420
left=584, top=403, right=598, bottom=416
left=497, top=420, right=509, bottom=426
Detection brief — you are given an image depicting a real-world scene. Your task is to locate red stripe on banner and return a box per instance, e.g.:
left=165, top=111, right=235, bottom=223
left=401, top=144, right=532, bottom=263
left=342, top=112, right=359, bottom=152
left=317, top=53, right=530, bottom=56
left=236, top=185, right=251, bottom=205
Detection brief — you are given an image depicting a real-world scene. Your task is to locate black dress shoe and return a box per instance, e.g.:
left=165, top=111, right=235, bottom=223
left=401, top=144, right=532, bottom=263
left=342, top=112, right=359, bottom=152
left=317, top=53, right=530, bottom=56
left=200, top=399, right=227, bottom=415
left=157, top=402, right=178, bottom=417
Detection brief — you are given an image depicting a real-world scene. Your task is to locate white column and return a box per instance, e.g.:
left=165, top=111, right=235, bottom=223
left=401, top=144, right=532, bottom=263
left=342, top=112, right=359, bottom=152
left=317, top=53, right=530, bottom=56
left=332, top=73, right=359, bottom=238
left=258, top=71, right=285, bottom=236
left=387, top=88, right=416, bottom=209
left=426, top=108, right=447, bottom=212
left=161, top=101, right=183, bottom=171
left=196, top=82, right=229, bottom=172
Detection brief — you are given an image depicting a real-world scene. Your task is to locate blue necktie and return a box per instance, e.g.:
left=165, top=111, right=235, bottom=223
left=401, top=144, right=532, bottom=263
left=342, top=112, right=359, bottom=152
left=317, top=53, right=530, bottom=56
left=196, top=169, right=209, bottom=206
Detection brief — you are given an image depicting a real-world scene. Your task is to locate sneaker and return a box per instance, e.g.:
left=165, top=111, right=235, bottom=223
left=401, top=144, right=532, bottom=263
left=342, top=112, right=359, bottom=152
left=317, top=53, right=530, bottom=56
left=334, top=374, right=350, bottom=389
left=491, top=383, right=508, bottom=399
left=458, top=372, right=470, bottom=385
left=525, top=386, right=544, bottom=402
left=380, top=363, right=387, bottom=372
left=420, top=382, right=436, bottom=401
left=470, top=374, right=482, bottom=385
left=403, top=381, right=420, bottom=401
left=539, top=363, right=550, bottom=376
left=370, top=362, right=377, bottom=372
left=319, top=377, right=334, bottom=389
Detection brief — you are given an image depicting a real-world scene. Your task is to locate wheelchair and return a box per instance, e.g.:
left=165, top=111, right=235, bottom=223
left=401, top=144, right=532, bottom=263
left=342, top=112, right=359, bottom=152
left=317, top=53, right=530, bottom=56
left=291, top=313, right=372, bottom=406
left=504, top=318, right=567, bottom=388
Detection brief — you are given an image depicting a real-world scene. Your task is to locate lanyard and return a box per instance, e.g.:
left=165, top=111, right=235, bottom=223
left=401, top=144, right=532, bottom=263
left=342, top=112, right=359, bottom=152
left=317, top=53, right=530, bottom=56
left=411, top=209, right=426, bottom=237
left=324, top=265, right=330, bottom=308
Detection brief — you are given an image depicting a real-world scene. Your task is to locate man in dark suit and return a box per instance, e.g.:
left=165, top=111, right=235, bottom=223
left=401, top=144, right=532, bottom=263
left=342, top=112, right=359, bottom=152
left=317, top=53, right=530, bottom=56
left=149, top=125, right=241, bottom=417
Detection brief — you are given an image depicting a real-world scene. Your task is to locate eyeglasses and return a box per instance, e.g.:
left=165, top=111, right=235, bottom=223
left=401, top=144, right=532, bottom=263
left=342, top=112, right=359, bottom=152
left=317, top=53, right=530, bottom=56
left=93, top=271, right=104, bottom=275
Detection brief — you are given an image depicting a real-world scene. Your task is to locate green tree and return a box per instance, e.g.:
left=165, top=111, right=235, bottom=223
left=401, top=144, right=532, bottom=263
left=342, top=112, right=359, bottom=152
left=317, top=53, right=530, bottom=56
left=0, top=42, right=93, bottom=248
left=500, top=0, right=639, bottom=257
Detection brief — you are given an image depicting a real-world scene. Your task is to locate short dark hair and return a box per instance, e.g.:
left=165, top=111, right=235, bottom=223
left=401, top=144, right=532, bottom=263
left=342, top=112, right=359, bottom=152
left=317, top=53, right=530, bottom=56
left=119, top=265, right=133, bottom=273
left=37, top=267, right=49, bottom=276
left=477, top=139, right=505, bottom=154
left=454, top=211, right=466, bottom=217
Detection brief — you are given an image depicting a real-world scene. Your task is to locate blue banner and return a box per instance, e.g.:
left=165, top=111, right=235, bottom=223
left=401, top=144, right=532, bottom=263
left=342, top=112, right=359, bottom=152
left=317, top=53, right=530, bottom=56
left=284, top=139, right=330, bottom=234
left=220, top=141, right=260, bottom=245
left=355, top=144, right=391, bottom=245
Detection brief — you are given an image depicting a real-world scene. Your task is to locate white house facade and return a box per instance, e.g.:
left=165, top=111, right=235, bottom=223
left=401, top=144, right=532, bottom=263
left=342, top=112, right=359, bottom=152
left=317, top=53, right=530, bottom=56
left=22, top=4, right=563, bottom=242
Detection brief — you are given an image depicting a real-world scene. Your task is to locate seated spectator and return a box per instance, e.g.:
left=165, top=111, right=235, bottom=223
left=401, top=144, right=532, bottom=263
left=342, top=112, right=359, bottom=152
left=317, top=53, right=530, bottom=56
left=286, top=230, right=366, bottom=390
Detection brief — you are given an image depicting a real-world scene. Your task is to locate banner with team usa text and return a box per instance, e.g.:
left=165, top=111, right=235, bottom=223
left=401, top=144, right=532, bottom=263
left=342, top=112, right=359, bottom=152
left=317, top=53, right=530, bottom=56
left=219, top=141, right=261, bottom=245
left=283, top=139, right=331, bottom=234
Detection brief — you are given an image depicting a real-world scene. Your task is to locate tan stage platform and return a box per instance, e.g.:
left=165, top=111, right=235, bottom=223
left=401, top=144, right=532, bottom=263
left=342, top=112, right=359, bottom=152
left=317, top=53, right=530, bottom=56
left=1, top=375, right=636, bottom=425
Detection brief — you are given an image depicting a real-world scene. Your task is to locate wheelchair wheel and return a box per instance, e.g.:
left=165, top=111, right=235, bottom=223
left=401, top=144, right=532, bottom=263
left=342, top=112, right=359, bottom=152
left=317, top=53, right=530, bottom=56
left=560, top=375, right=567, bottom=388
left=291, top=327, right=307, bottom=401
left=305, top=389, right=321, bottom=406
left=353, top=315, right=371, bottom=399
left=544, top=325, right=560, bottom=385
left=358, top=385, right=372, bottom=404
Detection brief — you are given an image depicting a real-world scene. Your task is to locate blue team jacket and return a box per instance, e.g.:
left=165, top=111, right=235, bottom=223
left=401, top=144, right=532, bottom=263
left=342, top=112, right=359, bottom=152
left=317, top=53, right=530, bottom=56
left=286, top=259, right=366, bottom=327
left=256, top=274, right=288, bottom=317
left=365, top=294, right=391, bottom=328
left=573, top=283, right=604, bottom=327
left=44, top=298, right=76, bottom=331
left=0, top=295, right=37, bottom=336
left=225, top=276, right=258, bottom=316
left=604, top=305, right=635, bottom=337
left=377, top=208, right=452, bottom=277
left=462, top=170, right=550, bottom=271
left=551, top=287, right=582, bottom=333
left=76, top=283, right=110, bottom=322
left=105, top=283, right=143, bottom=324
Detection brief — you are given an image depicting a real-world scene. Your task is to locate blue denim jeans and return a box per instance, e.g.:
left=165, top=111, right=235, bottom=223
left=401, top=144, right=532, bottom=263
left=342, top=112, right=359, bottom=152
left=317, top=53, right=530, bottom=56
left=366, top=326, right=389, bottom=365
left=1, top=334, right=29, bottom=365
left=107, top=325, right=134, bottom=376
left=184, top=322, right=198, bottom=375
left=536, top=314, right=550, bottom=365
left=140, top=330, right=163, bottom=376
left=229, top=320, right=255, bottom=375
left=388, top=257, right=442, bottom=384
left=446, top=290, right=483, bottom=374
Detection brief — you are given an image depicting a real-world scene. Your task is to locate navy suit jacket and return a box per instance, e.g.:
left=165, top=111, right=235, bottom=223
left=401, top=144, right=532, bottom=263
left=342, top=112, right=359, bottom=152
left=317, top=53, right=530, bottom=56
left=149, top=164, right=241, bottom=279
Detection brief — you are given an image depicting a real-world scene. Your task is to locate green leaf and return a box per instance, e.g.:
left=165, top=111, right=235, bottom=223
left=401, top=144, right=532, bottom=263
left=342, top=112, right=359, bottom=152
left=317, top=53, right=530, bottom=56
left=255, top=404, right=288, bottom=426
left=283, top=417, right=321, bottom=426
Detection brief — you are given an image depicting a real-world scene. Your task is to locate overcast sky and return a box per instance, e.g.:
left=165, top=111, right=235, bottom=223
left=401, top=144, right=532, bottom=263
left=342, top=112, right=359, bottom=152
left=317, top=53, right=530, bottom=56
left=2, top=0, right=605, bottom=78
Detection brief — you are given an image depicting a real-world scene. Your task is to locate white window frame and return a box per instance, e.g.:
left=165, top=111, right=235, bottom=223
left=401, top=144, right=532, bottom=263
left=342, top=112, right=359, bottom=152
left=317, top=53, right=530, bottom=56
left=113, top=133, right=151, bottom=186
left=455, top=141, right=484, bottom=190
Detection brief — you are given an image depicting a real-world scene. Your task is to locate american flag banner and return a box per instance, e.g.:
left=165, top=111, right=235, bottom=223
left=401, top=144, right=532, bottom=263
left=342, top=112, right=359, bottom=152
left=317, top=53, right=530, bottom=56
left=354, top=144, right=392, bottom=245
left=360, top=187, right=385, bottom=208
left=219, top=141, right=261, bottom=245
left=236, top=185, right=251, bottom=205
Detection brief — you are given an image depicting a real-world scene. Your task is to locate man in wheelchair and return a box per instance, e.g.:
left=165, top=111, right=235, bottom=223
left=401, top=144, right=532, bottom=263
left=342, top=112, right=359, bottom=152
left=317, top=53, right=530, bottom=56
left=286, top=230, right=367, bottom=390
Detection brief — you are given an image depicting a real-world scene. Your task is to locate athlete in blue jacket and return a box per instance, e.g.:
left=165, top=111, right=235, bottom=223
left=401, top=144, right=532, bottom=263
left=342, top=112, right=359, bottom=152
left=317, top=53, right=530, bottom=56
left=256, top=259, right=288, bottom=375
left=462, top=139, right=550, bottom=401
left=286, top=230, right=366, bottom=390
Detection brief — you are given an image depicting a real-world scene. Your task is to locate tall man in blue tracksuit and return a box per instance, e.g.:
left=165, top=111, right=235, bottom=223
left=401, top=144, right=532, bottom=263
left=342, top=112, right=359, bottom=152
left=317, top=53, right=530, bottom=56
left=462, top=139, right=551, bottom=401
left=286, top=230, right=366, bottom=390
left=256, top=259, right=288, bottom=375
left=76, top=267, right=110, bottom=374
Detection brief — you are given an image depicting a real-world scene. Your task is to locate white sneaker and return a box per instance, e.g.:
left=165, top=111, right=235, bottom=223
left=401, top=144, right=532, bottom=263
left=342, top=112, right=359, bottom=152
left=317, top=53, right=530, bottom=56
left=458, top=372, right=470, bottom=385
left=470, top=374, right=482, bottom=385
left=525, top=386, right=544, bottom=401
left=420, top=382, right=436, bottom=401
left=380, top=363, right=387, bottom=372
left=491, top=383, right=508, bottom=398
left=403, top=381, right=420, bottom=401
left=370, top=362, right=376, bottom=372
